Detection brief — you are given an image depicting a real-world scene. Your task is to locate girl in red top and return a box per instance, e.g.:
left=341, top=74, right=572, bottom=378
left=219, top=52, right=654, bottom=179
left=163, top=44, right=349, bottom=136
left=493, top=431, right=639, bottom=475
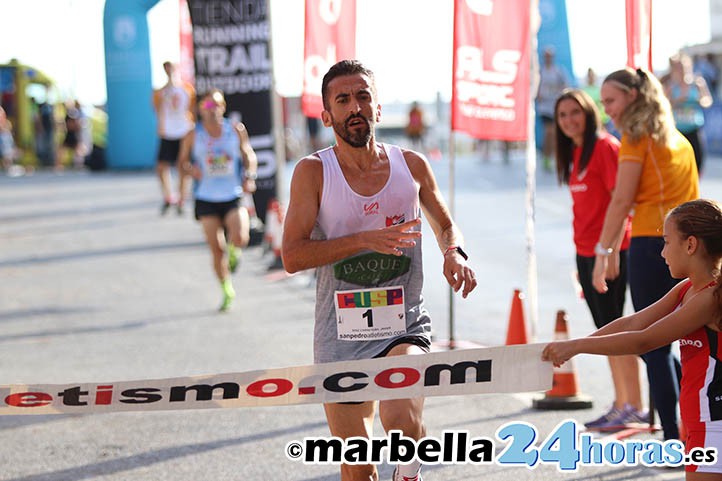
left=543, top=198, right=722, bottom=478
left=554, top=89, right=642, bottom=430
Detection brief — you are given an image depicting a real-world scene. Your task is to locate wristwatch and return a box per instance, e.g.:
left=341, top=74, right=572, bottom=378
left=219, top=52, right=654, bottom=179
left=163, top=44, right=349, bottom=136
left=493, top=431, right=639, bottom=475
left=444, top=245, right=468, bottom=261
left=594, top=242, right=613, bottom=257
left=244, top=171, right=257, bottom=180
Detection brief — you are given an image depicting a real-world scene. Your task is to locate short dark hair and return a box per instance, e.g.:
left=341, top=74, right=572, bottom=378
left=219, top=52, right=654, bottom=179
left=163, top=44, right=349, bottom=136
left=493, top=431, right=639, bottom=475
left=321, top=60, right=375, bottom=110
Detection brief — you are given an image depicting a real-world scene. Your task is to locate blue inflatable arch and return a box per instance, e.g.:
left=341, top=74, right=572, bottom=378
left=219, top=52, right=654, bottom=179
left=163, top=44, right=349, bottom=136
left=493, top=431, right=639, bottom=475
left=103, top=0, right=161, bottom=169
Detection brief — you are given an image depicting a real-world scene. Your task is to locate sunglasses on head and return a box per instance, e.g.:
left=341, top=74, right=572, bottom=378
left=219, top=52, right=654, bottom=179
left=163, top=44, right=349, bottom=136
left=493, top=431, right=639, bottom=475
left=202, top=100, right=222, bottom=110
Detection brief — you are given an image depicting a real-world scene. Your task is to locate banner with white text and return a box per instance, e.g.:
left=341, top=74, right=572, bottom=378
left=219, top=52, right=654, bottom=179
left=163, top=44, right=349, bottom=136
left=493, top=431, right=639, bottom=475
left=451, top=0, right=531, bottom=141
left=0, top=344, right=551, bottom=415
left=302, top=0, right=356, bottom=118
left=187, top=0, right=277, bottom=223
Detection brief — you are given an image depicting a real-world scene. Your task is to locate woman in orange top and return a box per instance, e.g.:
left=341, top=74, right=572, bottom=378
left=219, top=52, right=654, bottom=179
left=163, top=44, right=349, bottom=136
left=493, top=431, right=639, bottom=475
left=593, top=67, right=699, bottom=441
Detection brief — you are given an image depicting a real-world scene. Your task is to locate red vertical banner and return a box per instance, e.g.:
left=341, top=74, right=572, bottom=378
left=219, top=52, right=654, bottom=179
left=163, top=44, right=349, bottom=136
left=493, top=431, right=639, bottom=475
left=178, top=0, right=194, bottom=84
left=302, top=0, right=356, bottom=118
left=625, top=0, right=653, bottom=70
left=452, top=0, right=531, bottom=141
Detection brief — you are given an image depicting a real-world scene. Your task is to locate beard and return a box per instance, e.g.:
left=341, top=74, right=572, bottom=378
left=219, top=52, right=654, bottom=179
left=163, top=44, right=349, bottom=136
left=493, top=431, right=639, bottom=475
left=331, top=113, right=374, bottom=148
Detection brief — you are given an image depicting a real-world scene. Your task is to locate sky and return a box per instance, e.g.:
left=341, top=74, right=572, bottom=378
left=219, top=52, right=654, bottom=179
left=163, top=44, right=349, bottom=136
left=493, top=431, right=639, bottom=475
left=0, top=0, right=713, bottom=106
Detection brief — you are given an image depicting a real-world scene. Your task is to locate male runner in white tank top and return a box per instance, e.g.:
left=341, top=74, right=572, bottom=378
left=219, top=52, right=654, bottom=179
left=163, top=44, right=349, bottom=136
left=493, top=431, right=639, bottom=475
left=283, top=60, right=477, bottom=481
left=152, top=61, right=196, bottom=215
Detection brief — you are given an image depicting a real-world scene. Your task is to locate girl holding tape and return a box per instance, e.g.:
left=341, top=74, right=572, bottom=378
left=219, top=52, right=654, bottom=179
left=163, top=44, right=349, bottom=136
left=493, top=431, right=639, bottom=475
left=544, top=199, right=722, bottom=479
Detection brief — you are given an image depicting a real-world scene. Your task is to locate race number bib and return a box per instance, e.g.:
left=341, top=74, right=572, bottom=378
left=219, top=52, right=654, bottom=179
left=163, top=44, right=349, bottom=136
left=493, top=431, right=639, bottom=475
left=205, top=153, right=233, bottom=177
left=334, top=286, right=406, bottom=341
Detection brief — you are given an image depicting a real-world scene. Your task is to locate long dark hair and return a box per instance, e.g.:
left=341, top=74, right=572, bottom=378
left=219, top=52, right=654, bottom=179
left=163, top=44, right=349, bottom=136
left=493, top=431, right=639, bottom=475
left=554, top=89, right=601, bottom=185
left=667, top=199, right=722, bottom=324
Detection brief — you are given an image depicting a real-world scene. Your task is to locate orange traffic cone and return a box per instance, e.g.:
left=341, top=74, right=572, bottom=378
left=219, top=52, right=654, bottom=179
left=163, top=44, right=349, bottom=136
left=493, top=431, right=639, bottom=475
left=533, top=310, right=594, bottom=410
left=505, top=289, right=528, bottom=345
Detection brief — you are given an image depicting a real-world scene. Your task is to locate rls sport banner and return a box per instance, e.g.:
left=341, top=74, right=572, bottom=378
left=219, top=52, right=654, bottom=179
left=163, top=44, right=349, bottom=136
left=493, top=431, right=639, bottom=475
left=302, top=0, right=356, bottom=118
left=187, top=0, right=277, bottom=223
left=452, top=0, right=531, bottom=141
left=0, top=344, right=551, bottom=415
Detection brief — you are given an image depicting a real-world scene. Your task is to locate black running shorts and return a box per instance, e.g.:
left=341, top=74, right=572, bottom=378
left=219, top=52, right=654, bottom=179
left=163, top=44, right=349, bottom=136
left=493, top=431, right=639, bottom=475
left=194, top=198, right=240, bottom=221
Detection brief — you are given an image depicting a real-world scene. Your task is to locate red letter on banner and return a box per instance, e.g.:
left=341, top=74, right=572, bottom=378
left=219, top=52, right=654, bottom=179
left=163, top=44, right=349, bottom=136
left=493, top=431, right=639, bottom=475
left=451, top=0, right=531, bottom=141
left=5, top=392, right=53, bottom=408
left=302, top=0, right=356, bottom=118
left=375, top=368, right=421, bottom=389
left=246, top=378, right=294, bottom=398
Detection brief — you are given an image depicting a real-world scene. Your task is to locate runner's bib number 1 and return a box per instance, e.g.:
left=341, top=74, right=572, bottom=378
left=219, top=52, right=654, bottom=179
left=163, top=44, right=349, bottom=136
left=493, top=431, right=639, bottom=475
left=334, top=286, right=406, bottom=341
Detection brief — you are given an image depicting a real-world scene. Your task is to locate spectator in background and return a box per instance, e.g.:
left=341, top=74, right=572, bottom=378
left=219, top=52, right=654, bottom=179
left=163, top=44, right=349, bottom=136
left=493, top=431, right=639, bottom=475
left=536, top=47, right=569, bottom=171
left=694, top=53, right=719, bottom=98
left=582, top=68, right=610, bottom=127
left=554, top=89, right=645, bottom=430
left=664, top=53, right=713, bottom=175
left=36, top=96, right=55, bottom=167
left=0, top=105, right=21, bottom=175
left=55, top=100, right=85, bottom=171
left=405, top=101, right=425, bottom=150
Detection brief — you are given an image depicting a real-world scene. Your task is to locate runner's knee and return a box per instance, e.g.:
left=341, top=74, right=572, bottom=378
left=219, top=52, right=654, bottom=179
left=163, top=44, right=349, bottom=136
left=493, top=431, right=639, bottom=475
left=340, top=463, right=377, bottom=481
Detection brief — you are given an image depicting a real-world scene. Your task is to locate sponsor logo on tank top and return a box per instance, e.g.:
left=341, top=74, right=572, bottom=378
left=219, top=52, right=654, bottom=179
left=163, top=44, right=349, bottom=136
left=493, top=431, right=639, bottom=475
left=680, top=338, right=704, bottom=348
left=334, top=252, right=411, bottom=286
left=386, top=214, right=405, bottom=226
left=364, top=202, right=380, bottom=216
left=570, top=183, right=588, bottom=193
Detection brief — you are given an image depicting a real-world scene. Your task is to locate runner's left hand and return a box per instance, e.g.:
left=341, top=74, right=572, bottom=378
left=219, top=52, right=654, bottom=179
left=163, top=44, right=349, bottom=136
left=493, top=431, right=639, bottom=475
left=443, top=254, right=476, bottom=298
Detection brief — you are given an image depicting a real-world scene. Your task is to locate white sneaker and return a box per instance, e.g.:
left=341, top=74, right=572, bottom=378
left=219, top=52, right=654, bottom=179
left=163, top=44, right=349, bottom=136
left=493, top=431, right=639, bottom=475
left=392, top=467, right=422, bottom=481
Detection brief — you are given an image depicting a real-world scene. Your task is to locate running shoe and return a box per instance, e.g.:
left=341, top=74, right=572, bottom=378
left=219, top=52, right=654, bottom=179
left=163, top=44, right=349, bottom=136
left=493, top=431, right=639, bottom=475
left=160, top=201, right=171, bottom=215
left=176, top=204, right=184, bottom=216
left=619, top=404, right=650, bottom=426
left=391, top=467, right=422, bottom=481
left=594, top=404, right=650, bottom=431
left=219, top=291, right=235, bottom=312
left=583, top=405, right=624, bottom=429
left=228, top=246, right=241, bottom=273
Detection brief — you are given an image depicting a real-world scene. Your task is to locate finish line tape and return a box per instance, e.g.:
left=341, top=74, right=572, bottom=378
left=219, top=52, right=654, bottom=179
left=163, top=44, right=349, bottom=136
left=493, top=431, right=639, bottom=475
left=0, top=344, right=551, bottom=415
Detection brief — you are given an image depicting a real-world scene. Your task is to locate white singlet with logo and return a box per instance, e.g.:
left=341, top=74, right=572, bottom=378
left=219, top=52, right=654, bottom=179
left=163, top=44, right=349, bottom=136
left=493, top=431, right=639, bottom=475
left=311, top=144, right=431, bottom=364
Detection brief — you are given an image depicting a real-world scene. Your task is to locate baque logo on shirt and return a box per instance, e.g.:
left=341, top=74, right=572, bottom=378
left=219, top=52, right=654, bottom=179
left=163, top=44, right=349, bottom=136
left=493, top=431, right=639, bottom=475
left=386, top=214, right=405, bottom=226
left=334, top=252, right=411, bottom=287
left=364, top=202, right=380, bottom=216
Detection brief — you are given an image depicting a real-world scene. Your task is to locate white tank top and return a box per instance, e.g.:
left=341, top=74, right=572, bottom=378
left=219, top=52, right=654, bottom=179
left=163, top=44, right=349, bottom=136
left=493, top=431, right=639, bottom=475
left=158, top=85, right=193, bottom=139
left=311, top=144, right=431, bottom=363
